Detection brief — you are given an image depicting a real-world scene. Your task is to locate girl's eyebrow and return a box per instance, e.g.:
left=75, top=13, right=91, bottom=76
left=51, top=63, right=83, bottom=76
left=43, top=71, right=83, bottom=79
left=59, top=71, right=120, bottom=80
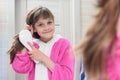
left=36, top=18, right=53, bottom=23
left=36, top=22, right=42, bottom=24
left=47, top=18, right=53, bottom=20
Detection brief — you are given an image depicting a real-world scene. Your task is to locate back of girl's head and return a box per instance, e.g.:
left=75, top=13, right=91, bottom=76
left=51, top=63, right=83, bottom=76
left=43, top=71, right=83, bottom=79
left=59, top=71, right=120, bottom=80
left=95, top=0, right=120, bottom=40
left=97, top=0, right=109, bottom=8
left=7, top=34, right=24, bottom=64
left=97, top=0, right=119, bottom=9
left=26, top=6, right=54, bottom=26
left=79, top=0, right=120, bottom=79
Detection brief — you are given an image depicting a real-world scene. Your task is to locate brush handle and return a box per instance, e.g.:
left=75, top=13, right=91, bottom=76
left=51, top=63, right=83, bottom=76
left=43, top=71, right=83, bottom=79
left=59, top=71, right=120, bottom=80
left=19, top=30, right=39, bottom=63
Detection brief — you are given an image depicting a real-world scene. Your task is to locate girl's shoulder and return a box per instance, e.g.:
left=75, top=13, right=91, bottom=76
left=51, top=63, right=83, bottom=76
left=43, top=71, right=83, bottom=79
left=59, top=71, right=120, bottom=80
left=55, top=36, right=71, bottom=47
left=57, top=38, right=70, bottom=44
left=54, top=34, right=70, bottom=43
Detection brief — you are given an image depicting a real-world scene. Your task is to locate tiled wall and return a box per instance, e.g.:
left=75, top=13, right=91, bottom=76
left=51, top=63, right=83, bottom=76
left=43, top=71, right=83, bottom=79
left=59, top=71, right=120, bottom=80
left=0, top=0, right=9, bottom=80
left=81, top=0, right=96, bottom=36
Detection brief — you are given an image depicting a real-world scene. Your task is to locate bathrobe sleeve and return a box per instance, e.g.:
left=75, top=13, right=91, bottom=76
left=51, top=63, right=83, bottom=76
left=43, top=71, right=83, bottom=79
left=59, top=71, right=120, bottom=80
left=50, top=39, right=75, bottom=80
left=12, top=41, right=39, bottom=74
left=12, top=52, right=35, bottom=73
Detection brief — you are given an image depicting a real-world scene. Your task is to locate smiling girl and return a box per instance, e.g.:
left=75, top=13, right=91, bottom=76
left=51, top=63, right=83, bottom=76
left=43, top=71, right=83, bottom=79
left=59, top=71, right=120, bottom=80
left=7, top=6, right=75, bottom=80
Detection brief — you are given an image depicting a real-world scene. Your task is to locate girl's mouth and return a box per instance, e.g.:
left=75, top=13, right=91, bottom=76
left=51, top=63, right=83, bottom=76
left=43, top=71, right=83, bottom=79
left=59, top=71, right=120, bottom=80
left=43, top=30, right=53, bottom=34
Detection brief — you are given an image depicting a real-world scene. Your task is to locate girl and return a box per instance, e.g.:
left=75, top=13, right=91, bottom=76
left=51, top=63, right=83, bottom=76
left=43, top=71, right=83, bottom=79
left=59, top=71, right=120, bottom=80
left=75, top=0, right=120, bottom=80
left=7, top=6, right=75, bottom=80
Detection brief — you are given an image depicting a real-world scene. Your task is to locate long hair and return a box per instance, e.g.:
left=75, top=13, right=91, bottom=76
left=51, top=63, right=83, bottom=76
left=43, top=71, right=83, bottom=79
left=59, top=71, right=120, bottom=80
left=77, top=0, right=120, bottom=79
left=7, top=34, right=24, bottom=64
left=26, top=6, right=54, bottom=39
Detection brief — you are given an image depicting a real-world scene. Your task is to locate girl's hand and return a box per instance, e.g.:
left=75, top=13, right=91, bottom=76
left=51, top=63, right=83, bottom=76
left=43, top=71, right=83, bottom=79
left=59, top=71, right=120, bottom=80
left=27, top=42, right=55, bottom=71
left=24, top=25, right=33, bottom=35
left=27, top=42, right=45, bottom=62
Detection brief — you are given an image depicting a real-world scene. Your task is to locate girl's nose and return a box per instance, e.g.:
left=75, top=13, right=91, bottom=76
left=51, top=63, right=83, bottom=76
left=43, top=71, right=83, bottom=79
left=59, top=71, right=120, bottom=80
left=44, top=25, right=50, bottom=30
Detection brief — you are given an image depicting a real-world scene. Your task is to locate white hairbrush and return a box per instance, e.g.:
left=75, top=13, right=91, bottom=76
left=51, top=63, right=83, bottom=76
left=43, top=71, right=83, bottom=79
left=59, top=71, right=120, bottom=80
left=19, top=30, right=39, bottom=63
left=19, top=30, right=33, bottom=51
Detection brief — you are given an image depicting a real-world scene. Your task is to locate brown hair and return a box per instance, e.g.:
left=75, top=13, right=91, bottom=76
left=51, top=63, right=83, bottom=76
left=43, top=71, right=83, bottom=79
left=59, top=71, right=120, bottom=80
left=7, top=34, right=24, bottom=64
left=77, top=0, right=120, bottom=79
left=26, top=6, right=54, bottom=38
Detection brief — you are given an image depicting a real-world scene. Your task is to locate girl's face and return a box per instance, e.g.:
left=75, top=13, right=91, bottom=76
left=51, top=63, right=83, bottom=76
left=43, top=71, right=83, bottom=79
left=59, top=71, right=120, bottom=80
left=34, top=18, right=55, bottom=42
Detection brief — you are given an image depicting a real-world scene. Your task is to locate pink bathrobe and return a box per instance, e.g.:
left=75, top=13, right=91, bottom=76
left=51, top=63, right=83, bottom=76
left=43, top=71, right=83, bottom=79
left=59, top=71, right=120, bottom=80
left=12, top=38, right=75, bottom=80
left=107, top=33, right=120, bottom=80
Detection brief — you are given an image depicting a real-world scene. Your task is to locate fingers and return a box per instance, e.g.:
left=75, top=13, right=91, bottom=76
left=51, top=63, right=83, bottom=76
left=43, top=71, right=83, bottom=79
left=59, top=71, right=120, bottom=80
left=27, top=42, right=35, bottom=50
left=24, top=25, right=31, bottom=30
left=24, top=25, right=33, bottom=34
left=29, top=54, right=34, bottom=60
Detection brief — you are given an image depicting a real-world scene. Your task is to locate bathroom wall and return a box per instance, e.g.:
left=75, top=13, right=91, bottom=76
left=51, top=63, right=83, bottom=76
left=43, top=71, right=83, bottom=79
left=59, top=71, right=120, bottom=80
left=0, top=0, right=96, bottom=80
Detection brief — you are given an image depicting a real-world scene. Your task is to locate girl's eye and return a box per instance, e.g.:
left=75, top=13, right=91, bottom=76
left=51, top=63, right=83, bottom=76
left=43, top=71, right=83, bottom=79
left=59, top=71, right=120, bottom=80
left=39, top=24, right=43, bottom=26
left=48, top=21, right=52, bottom=24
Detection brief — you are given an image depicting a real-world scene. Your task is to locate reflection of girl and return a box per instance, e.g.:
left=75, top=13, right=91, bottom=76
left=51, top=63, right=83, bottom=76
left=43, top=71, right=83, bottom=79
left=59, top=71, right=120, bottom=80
left=7, top=6, right=75, bottom=80
left=75, top=0, right=120, bottom=80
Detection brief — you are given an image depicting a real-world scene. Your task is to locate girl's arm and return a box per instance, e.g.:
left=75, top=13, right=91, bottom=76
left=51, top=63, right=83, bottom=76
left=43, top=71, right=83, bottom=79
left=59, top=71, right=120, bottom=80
left=12, top=48, right=35, bottom=73
left=28, top=42, right=54, bottom=71
left=12, top=41, right=39, bottom=74
left=50, top=40, right=75, bottom=80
